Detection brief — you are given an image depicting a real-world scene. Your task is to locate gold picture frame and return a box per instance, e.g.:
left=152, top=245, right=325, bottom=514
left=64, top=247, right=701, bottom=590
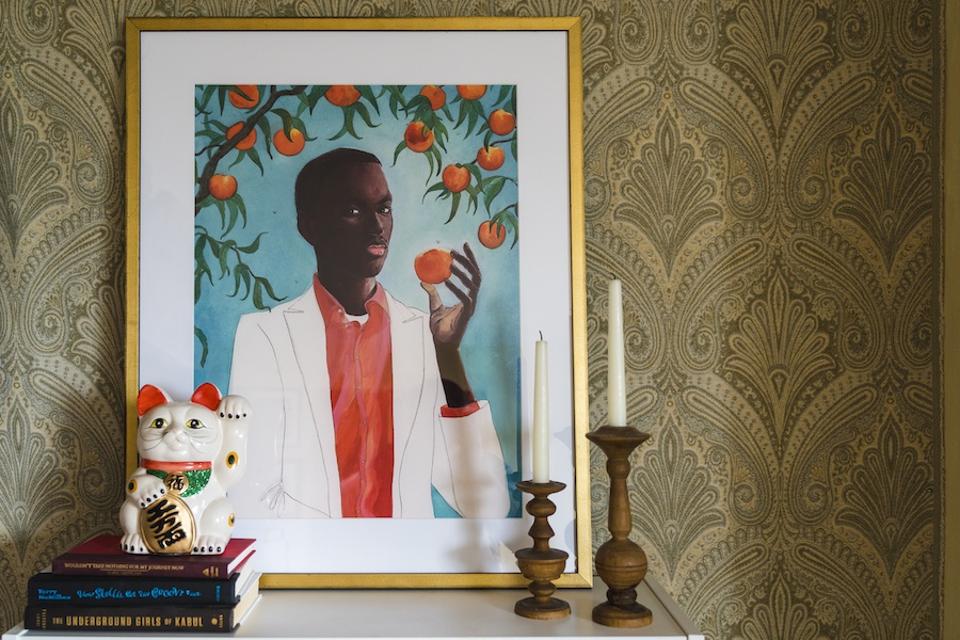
left=124, top=16, right=589, bottom=589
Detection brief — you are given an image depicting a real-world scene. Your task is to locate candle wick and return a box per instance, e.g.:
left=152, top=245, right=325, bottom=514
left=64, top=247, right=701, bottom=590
left=539, top=330, right=543, bottom=341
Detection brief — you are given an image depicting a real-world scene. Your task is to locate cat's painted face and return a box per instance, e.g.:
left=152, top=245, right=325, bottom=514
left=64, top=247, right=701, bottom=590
left=136, top=384, right=223, bottom=463
left=138, top=402, right=222, bottom=462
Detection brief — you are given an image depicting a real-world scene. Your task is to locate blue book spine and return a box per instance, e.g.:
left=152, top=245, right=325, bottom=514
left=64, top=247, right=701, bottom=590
left=28, top=573, right=237, bottom=606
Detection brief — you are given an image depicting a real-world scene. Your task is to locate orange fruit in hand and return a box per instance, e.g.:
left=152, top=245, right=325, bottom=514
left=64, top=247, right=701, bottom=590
left=457, top=85, right=487, bottom=100
left=273, top=128, right=305, bottom=156
left=325, top=85, right=361, bottom=107
left=488, top=109, right=516, bottom=135
left=420, top=85, right=446, bottom=110
left=228, top=85, right=259, bottom=110
left=226, top=122, right=256, bottom=150
left=442, top=165, right=470, bottom=193
left=404, top=121, right=435, bottom=153
left=478, top=220, right=506, bottom=249
left=414, top=248, right=453, bottom=284
left=477, top=145, right=505, bottom=171
left=209, top=174, right=237, bottom=200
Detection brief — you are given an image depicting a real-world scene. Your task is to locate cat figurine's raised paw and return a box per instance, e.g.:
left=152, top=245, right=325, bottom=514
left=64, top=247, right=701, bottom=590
left=120, top=383, right=250, bottom=555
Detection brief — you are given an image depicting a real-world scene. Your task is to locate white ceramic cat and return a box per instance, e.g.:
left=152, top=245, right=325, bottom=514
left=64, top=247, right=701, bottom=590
left=120, top=383, right=250, bottom=555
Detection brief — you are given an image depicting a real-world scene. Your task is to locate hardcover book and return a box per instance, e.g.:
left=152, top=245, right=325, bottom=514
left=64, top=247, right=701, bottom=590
left=29, top=555, right=254, bottom=605
left=25, top=572, right=260, bottom=633
left=52, top=534, right=255, bottom=578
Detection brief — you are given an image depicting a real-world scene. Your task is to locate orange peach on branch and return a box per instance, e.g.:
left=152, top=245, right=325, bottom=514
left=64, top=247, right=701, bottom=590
left=227, top=85, right=260, bottom=110
left=327, top=85, right=382, bottom=141
left=478, top=220, right=506, bottom=249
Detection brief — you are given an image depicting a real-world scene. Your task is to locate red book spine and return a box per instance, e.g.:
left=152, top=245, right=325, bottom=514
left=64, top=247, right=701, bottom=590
left=53, top=557, right=231, bottom=579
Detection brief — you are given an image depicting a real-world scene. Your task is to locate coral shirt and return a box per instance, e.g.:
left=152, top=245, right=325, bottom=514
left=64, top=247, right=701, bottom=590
left=313, top=277, right=394, bottom=517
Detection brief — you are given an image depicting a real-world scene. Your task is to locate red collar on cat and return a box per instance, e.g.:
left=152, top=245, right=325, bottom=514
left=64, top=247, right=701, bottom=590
left=142, top=459, right=212, bottom=472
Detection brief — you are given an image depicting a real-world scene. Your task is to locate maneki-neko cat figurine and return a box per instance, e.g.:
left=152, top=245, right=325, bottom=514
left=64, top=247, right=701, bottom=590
left=120, top=383, right=250, bottom=556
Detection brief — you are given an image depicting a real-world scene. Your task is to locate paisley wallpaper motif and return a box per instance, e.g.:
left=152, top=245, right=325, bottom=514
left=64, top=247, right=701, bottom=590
left=0, top=1, right=941, bottom=637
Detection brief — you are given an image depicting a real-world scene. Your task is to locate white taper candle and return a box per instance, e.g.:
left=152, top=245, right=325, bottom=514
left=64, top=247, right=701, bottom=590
left=533, top=335, right=549, bottom=482
left=608, top=279, right=627, bottom=426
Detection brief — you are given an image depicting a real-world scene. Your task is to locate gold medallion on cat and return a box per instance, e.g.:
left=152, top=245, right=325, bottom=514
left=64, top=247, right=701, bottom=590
left=163, top=472, right=190, bottom=494
left=138, top=491, right=196, bottom=555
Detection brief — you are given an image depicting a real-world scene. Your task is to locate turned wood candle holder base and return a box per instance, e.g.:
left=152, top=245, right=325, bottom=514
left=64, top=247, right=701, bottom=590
left=514, top=480, right=570, bottom=620
left=586, top=425, right=653, bottom=628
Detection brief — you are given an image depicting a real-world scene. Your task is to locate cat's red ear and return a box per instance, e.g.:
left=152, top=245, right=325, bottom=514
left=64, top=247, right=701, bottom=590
left=137, top=385, right=170, bottom=417
left=191, top=383, right=222, bottom=411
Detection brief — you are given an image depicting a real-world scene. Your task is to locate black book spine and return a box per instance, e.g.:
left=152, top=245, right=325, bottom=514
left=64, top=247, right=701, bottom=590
left=27, top=573, right=237, bottom=605
left=25, top=604, right=234, bottom=632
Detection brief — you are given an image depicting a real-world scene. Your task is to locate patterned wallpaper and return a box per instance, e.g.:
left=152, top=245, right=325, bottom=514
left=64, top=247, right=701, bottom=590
left=0, top=1, right=941, bottom=638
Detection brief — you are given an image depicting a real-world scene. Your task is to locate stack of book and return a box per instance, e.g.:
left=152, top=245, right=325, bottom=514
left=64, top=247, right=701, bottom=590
left=24, top=535, right=259, bottom=633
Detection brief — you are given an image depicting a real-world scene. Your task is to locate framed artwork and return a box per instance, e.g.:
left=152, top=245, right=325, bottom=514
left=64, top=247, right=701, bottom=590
left=124, top=17, right=589, bottom=588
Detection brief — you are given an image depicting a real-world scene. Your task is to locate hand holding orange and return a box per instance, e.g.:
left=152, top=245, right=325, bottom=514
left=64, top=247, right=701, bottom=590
left=414, top=248, right=453, bottom=284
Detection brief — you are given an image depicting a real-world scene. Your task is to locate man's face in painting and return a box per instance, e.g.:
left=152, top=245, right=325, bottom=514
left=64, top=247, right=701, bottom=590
left=300, top=161, right=394, bottom=278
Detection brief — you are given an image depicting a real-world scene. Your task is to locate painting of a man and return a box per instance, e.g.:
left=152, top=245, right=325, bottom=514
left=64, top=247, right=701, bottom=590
left=228, top=148, right=509, bottom=518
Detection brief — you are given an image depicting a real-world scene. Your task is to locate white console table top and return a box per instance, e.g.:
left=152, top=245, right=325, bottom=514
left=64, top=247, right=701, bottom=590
left=4, top=577, right=702, bottom=640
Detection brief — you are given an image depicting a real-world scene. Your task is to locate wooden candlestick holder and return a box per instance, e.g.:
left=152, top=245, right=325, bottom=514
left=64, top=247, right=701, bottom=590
left=514, top=480, right=570, bottom=620
left=586, top=425, right=653, bottom=627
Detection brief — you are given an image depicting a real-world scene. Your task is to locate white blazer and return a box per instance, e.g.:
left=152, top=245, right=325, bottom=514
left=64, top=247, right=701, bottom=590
left=227, top=286, right=509, bottom=519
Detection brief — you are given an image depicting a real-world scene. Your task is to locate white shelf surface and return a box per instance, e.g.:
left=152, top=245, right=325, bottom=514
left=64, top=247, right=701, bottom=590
left=4, top=577, right=702, bottom=640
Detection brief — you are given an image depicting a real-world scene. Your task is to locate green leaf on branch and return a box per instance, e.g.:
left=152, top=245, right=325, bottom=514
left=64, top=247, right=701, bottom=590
left=306, top=86, right=325, bottom=114
left=229, top=263, right=246, bottom=298
left=432, top=120, right=449, bottom=153
left=252, top=280, right=265, bottom=310
left=256, top=117, right=274, bottom=159
left=465, top=163, right=483, bottom=184
left=259, top=277, right=284, bottom=302
left=199, top=85, right=217, bottom=112
left=238, top=232, right=266, bottom=254
left=230, top=264, right=252, bottom=299
left=195, top=327, right=209, bottom=367
left=330, top=112, right=360, bottom=141
left=492, top=205, right=519, bottom=248
left=272, top=108, right=296, bottom=139
left=422, top=181, right=447, bottom=202
left=482, top=176, right=508, bottom=214
left=196, top=128, right=223, bottom=141
left=227, top=152, right=244, bottom=171
left=465, top=184, right=479, bottom=214
left=290, top=115, right=315, bottom=141
left=392, top=140, right=406, bottom=166
left=214, top=199, right=226, bottom=228
left=358, top=85, right=381, bottom=115
left=354, top=102, right=379, bottom=129
left=494, top=85, right=513, bottom=107
left=295, top=92, right=310, bottom=116
left=217, top=240, right=230, bottom=277
left=385, top=85, right=409, bottom=119
left=404, top=94, right=431, bottom=118
left=234, top=193, right=248, bottom=228
left=217, top=86, right=227, bottom=114
left=425, top=147, right=436, bottom=184
left=446, top=191, right=462, bottom=223
left=224, top=199, right=240, bottom=236
left=247, top=147, right=265, bottom=175
left=466, top=104, right=479, bottom=136
left=252, top=276, right=285, bottom=310
left=195, top=233, right=207, bottom=261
